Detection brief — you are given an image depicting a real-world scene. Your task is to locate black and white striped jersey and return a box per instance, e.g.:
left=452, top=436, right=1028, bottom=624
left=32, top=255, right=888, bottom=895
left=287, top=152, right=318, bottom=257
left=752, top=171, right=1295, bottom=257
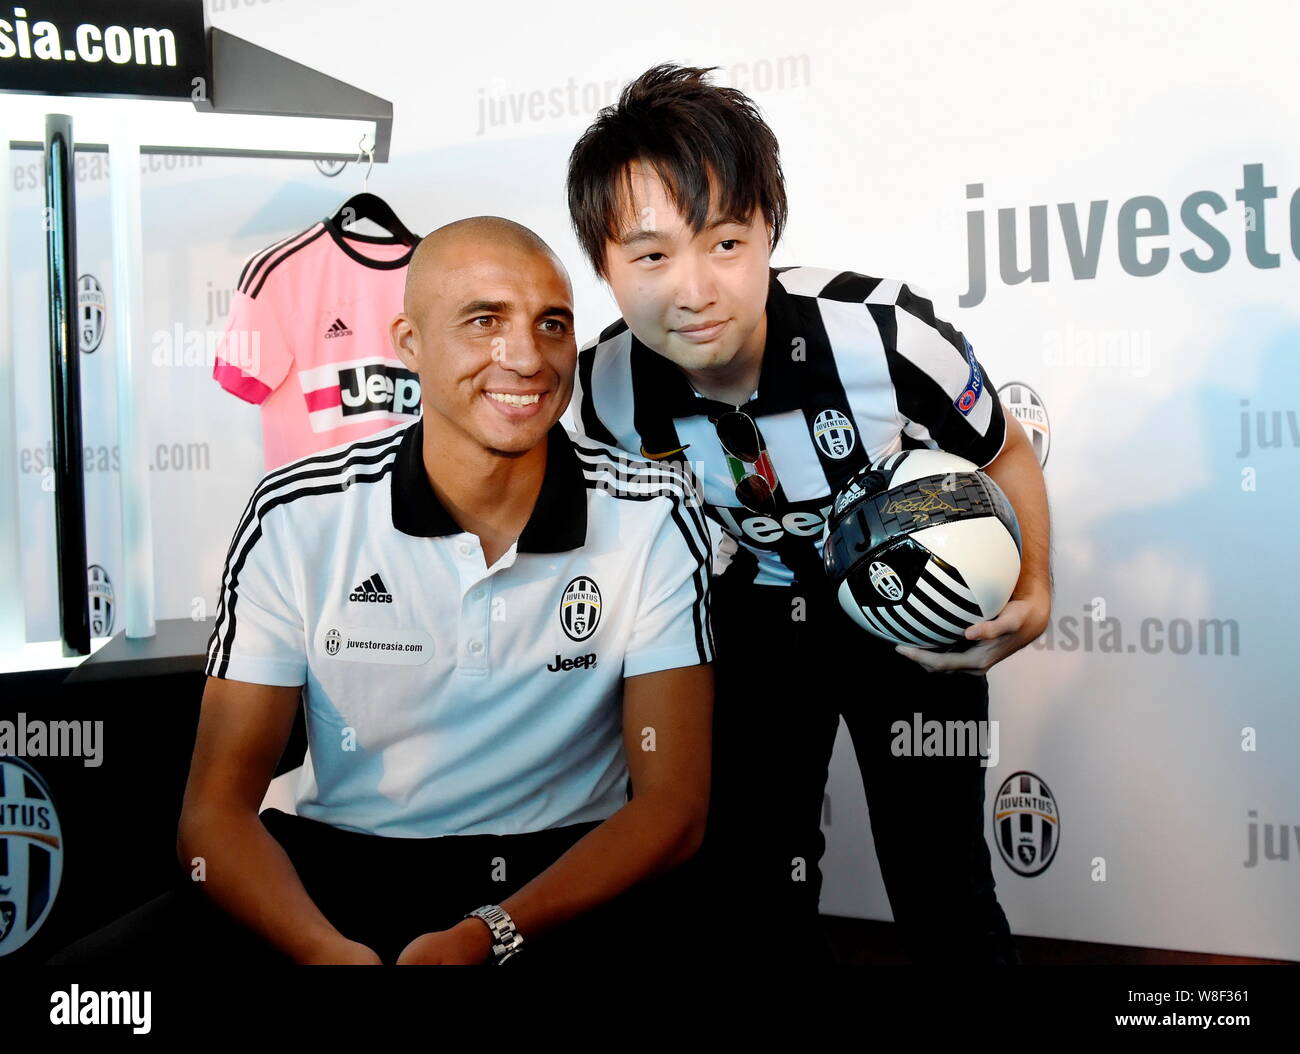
left=203, top=417, right=712, bottom=837
left=571, top=266, right=1009, bottom=589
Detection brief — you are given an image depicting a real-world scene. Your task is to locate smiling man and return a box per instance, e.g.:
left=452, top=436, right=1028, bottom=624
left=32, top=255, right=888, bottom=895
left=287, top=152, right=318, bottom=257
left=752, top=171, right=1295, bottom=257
left=48, top=216, right=713, bottom=968
left=566, top=65, right=1051, bottom=964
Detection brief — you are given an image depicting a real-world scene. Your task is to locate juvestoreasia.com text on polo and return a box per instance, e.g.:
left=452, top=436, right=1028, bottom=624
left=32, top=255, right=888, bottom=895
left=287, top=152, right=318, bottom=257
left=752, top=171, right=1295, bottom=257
left=345, top=639, right=425, bottom=651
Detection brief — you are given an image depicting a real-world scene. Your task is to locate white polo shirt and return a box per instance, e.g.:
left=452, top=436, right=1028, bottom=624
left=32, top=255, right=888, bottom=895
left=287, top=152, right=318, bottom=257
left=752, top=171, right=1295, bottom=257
left=203, top=416, right=713, bottom=838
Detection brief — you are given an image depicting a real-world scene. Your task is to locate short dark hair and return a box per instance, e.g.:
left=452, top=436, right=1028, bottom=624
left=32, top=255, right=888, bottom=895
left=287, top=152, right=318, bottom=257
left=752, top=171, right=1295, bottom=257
left=566, top=63, right=788, bottom=278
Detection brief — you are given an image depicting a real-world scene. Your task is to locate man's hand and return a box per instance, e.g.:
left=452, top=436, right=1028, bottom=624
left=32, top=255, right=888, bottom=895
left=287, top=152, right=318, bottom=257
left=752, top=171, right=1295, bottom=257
left=396, top=919, right=493, bottom=965
left=894, top=592, right=1050, bottom=675
left=296, top=937, right=383, bottom=965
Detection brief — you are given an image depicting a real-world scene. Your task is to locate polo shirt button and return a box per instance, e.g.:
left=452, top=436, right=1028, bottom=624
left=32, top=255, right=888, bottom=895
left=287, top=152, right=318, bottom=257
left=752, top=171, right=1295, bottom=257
left=471, top=588, right=485, bottom=601
left=468, top=640, right=484, bottom=654
left=458, top=542, right=473, bottom=557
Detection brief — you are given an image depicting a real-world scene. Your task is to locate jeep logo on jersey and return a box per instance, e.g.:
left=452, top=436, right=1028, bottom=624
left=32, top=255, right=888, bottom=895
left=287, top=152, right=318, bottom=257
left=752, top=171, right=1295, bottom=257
left=997, top=381, right=1051, bottom=468
left=868, top=560, right=905, bottom=601
left=299, top=358, right=422, bottom=434
left=88, top=564, right=114, bottom=637
left=712, top=496, right=834, bottom=548
left=339, top=363, right=421, bottom=418
left=0, top=757, right=63, bottom=957
left=560, top=577, right=601, bottom=642
left=325, top=628, right=342, bottom=656
left=78, top=274, right=105, bottom=354
left=994, top=771, right=1059, bottom=877
left=812, top=409, right=856, bottom=459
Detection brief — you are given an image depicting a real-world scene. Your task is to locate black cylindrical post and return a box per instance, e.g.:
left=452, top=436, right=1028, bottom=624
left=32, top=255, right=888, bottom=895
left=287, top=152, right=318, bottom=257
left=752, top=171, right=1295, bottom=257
left=44, top=113, right=90, bottom=656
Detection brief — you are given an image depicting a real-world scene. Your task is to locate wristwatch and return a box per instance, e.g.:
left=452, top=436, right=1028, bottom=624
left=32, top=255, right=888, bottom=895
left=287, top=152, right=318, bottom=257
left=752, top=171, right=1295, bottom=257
left=464, top=904, right=524, bottom=964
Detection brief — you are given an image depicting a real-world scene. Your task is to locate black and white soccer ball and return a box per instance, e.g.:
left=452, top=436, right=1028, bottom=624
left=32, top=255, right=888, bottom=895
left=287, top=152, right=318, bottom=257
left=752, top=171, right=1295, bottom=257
left=822, top=449, right=1022, bottom=650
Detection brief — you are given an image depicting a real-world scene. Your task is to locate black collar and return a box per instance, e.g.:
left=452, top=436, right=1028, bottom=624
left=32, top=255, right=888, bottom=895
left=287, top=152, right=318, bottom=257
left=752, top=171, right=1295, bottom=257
left=323, top=215, right=416, bottom=271
left=628, top=267, right=809, bottom=419
left=390, top=416, right=588, bottom=553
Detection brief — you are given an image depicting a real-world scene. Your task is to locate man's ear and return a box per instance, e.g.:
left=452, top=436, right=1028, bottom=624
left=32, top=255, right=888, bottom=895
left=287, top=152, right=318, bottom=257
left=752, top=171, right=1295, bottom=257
left=390, top=313, right=419, bottom=373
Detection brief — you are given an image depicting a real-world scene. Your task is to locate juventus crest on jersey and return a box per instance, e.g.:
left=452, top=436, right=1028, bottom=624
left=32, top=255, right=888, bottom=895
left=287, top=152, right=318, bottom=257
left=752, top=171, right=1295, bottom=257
left=571, top=266, right=1009, bottom=588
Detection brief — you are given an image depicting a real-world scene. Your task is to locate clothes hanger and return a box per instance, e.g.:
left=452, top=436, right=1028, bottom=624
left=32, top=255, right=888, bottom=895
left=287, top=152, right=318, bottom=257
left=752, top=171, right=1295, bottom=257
left=326, top=136, right=420, bottom=246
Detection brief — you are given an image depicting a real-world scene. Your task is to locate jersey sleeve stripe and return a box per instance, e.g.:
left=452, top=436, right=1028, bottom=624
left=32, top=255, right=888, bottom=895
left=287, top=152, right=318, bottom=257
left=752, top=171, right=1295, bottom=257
left=236, top=226, right=310, bottom=293
left=208, top=458, right=400, bottom=679
left=576, top=343, right=619, bottom=446
left=237, top=224, right=320, bottom=295
left=574, top=446, right=713, bottom=665
left=207, top=436, right=406, bottom=675
left=573, top=448, right=715, bottom=573
left=245, top=224, right=329, bottom=299
left=579, top=471, right=713, bottom=666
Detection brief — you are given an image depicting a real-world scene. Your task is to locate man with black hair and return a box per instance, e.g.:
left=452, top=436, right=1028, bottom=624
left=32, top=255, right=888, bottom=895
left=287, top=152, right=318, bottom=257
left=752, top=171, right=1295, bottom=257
left=566, top=64, right=1051, bottom=964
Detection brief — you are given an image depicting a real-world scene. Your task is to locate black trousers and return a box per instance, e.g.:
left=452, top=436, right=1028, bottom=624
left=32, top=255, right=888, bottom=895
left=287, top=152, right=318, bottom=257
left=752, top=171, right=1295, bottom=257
left=694, top=572, right=1019, bottom=965
left=47, top=809, right=688, bottom=967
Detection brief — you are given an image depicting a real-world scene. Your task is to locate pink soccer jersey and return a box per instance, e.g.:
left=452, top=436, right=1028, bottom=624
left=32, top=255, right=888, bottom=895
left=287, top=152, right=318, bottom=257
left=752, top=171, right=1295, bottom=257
left=212, top=218, right=421, bottom=470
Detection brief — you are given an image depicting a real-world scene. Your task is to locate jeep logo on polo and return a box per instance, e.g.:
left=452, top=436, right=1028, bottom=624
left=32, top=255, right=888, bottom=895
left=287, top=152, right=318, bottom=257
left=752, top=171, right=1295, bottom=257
left=812, top=409, right=856, bottom=459
left=339, top=363, right=421, bottom=418
left=868, top=560, right=904, bottom=601
left=560, top=577, right=601, bottom=641
left=547, top=653, right=598, bottom=672
left=994, top=771, right=1059, bottom=877
left=0, top=757, right=63, bottom=956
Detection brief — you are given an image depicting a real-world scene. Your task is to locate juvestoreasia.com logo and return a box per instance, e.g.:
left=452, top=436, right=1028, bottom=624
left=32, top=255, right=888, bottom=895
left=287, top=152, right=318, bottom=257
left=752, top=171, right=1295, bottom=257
left=1032, top=602, right=1240, bottom=656
left=0, top=7, right=177, bottom=67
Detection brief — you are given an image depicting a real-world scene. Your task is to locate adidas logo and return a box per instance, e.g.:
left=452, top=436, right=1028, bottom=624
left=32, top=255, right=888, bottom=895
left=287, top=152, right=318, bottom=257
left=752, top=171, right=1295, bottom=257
left=835, top=480, right=866, bottom=515
left=349, top=572, right=393, bottom=603
left=324, top=317, right=353, bottom=339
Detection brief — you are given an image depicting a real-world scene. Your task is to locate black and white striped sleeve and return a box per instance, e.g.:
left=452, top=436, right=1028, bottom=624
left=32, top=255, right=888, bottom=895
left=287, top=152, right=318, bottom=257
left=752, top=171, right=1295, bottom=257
left=886, top=282, right=1008, bottom=469
left=571, top=337, right=619, bottom=447
left=624, top=477, right=714, bottom=678
left=204, top=487, right=306, bottom=686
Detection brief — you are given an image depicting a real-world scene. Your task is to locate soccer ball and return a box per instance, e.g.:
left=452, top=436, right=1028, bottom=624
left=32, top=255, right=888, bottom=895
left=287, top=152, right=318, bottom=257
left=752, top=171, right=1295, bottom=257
left=822, top=449, right=1022, bottom=650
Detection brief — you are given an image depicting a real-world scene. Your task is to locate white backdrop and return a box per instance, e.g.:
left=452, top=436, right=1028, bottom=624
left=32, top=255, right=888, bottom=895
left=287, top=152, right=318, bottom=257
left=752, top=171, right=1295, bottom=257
left=6, top=0, right=1299, bottom=959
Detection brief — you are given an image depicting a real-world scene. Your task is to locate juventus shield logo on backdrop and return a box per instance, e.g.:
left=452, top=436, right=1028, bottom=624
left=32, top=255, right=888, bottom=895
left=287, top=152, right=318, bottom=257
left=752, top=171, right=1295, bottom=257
left=560, top=576, right=602, bottom=642
left=88, top=565, right=114, bottom=637
left=0, top=757, right=64, bottom=957
left=994, top=770, right=1060, bottom=877
left=78, top=274, right=106, bottom=354
left=997, top=382, right=1051, bottom=468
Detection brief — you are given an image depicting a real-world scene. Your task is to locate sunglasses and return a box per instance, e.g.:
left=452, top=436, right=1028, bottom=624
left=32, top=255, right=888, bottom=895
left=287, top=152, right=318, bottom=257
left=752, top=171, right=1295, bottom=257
left=714, top=410, right=781, bottom=516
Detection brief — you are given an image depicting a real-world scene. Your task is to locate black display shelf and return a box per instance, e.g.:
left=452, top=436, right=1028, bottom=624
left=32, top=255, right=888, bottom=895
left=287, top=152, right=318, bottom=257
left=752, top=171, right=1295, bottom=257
left=61, top=617, right=215, bottom=684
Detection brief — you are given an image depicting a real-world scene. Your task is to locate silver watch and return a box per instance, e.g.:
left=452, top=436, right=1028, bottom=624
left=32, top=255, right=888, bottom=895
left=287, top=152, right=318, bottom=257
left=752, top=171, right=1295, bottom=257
left=464, top=904, right=524, bottom=964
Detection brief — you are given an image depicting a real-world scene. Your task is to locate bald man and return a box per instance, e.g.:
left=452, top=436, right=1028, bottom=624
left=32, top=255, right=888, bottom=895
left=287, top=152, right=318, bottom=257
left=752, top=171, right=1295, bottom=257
left=49, top=217, right=714, bottom=968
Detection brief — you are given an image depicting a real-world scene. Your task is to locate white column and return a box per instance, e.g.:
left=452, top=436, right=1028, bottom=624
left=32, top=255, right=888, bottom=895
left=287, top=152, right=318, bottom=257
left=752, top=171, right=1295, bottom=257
left=0, top=122, right=27, bottom=657
left=108, top=137, right=155, bottom=638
